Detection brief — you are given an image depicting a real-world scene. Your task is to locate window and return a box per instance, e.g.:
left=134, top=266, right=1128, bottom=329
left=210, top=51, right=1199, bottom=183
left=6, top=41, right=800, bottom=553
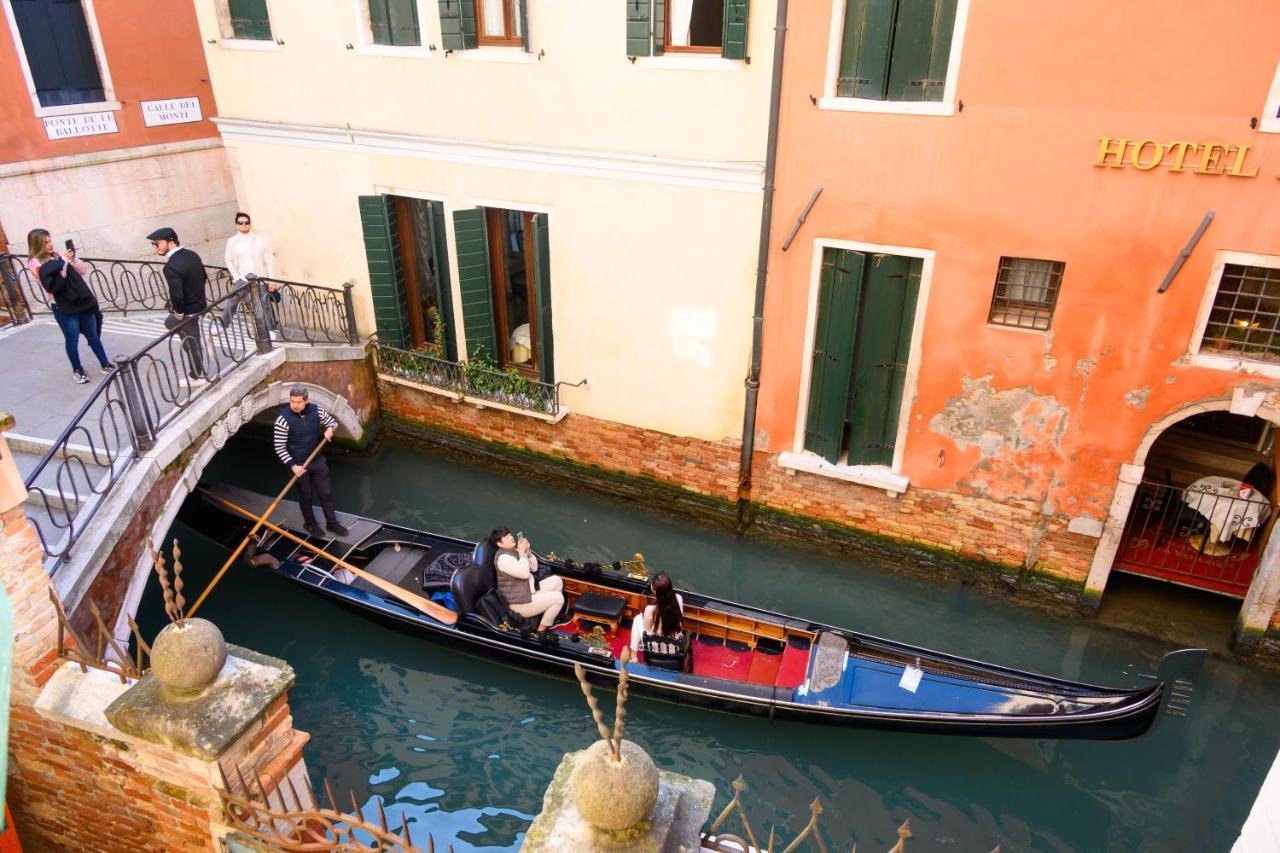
left=227, top=0, right=272, bottom=40
left=476, top=0, right=521, bottom=46
left=836, top=0, right=958, bottom=101
left=9, top=0, right=105, bottom=107
left=369, top=0, right=420, bottom=45
left=452, top=206, right=554, bottom=382
left=986, top=257, right=1064, bottom=332
left=804, top=248, right=921, bottom=466
left=1262, top=61, right=1280, bottom=134
left=1202, top=264, right=1280, bottom=363
left=626, top=0, right=748, bottom=60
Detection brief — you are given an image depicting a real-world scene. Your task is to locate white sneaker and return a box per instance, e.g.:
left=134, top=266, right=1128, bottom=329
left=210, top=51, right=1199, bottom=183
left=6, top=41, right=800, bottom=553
left=72, top=369, right=89, bottom=384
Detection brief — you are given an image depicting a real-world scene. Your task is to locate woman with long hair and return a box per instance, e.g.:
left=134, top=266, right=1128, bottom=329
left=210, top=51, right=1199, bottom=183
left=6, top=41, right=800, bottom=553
left=27, top=228, right=109, bottom=384
left=629, top=572, right=685, bottom=654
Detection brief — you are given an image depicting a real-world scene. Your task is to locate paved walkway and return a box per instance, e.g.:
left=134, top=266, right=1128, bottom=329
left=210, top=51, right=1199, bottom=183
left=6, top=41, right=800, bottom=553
left=0, top=311, right=171, bottom=440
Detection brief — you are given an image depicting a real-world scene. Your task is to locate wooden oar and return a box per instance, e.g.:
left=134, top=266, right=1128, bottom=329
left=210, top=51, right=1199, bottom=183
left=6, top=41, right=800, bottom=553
left=207, top=491, right=459, bottom=626
left=188, top=437, right=329, bottom=617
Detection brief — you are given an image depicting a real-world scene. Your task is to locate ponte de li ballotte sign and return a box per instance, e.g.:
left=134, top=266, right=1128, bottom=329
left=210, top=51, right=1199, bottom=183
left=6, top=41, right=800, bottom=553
left=1094, top=137, right=1262, bottom=176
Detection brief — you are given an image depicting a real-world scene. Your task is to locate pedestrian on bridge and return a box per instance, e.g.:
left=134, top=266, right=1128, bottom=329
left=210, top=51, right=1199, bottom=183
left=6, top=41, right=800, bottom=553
left=148, top=227, right=207, bottom=382
left=26, top=228, right=110, bottom=384
left=221, top=211, right=279, bottom=330
left=273, top=386, right=350, bottom=538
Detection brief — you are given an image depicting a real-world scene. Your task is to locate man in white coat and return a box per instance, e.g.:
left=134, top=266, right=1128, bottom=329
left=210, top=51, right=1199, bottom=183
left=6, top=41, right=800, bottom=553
left=220, top=211, right=278, bottom=329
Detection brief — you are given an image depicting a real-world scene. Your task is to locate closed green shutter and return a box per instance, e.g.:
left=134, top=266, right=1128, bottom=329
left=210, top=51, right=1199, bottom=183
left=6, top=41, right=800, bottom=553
left=439, top=0, right=477, bottom=50
left=804, top=249, right=864, bottom=464
left=845, top=254, right=920, bottom=466
left=721, top=0, right=748, bottom=60
left=426, top=201, right=458, bottom=362
left=886, top=0, right=957, bottom=101
left=228, top=0, right=272, bottom=39
left=388, top=0, right=421, bottom=45
left=358, top=195, right=410, bottom=348
left=836, top=0, right=895, bottom=99
left=532, top=213, right=554, bottom=384
left=13, top=0, right=106, bottom=107
left=518, top=0, right=530, bottom=51
left=453, top=209, right=497, bottom=362
left=369, top=0, right=390, bottom=43
left=653, top=0, right=665, bottom=54
left=626, top=0, right=652, bottom=56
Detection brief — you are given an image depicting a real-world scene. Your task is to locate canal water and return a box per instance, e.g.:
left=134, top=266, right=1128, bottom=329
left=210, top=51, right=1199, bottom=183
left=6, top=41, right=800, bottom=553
left=142, top=434, right=1280, bottom=852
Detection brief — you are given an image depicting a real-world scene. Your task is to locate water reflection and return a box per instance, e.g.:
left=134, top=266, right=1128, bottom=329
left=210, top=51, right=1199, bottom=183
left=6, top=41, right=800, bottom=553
left=138, top=434, right=1280, bottom=852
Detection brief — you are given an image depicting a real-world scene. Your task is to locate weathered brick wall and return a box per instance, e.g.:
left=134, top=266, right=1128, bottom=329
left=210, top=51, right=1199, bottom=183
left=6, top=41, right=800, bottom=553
left=283, top=354, right=381, bottom=431
left=380, top=379, right=741, bottom=501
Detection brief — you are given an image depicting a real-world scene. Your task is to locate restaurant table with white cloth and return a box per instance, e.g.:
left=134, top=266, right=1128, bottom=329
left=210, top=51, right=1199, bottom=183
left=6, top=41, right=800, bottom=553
left=1181, top=475, right=1272, bottom=550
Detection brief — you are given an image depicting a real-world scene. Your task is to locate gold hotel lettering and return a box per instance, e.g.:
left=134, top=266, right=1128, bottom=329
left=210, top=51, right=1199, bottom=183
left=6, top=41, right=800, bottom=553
left=1094, top=137, right=1259, bottom=177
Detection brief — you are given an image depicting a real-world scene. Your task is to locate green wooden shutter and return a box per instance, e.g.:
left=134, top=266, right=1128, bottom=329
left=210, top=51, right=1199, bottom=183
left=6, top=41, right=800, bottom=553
left=388, top=0, right=421, bottom=45
left=836, top=0, right=895, bottom=99
left=721, top=0, right=748, bottom=60
left=426, top=201, right=458, bottom=362
left=532, top=213, right=554, bottom=384
left=886, top=0, right=957, bottom=102
left=358, top=195, right=410, bottom=348
left=439, top=0, right=477, bottom=50
left=803, top=249, right=864, bottom=463
left=13, top=0, right=106, bottom=107
left=653, top=0, right=665, bottom=54
left=228, top=0, right=272, bottom=39
left=518, top=0, right=530, bottom=51
left=626, top=0, right=652, bottom=56
left=845, top=254, right=921, bottom=466
left=369, top=0, right=389, bottom=43
left=453, top=209, right=497, bottom=362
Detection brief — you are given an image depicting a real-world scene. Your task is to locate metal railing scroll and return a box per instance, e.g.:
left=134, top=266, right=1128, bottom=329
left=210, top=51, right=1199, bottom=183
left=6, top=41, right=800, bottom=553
left=15, top=256, right=361, bottom=568
left=374, top=343, right=567, bottom=417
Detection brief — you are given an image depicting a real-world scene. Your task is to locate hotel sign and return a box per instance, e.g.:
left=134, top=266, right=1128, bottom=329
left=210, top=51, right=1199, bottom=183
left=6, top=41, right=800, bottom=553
left=141, top=97, right=202, bottom=127
left=43, top=111, right=118, bottom=140
left=1094, top=137, right=1259, bottom=177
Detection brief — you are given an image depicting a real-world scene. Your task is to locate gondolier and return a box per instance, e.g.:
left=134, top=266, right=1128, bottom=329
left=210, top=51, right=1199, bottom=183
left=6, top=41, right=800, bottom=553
left=273, top=386, right=349, bottom=537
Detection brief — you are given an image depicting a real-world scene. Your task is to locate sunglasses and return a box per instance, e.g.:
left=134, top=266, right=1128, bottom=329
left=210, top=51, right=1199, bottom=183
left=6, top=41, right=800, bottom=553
left=236, top=220, right=250, bottom=225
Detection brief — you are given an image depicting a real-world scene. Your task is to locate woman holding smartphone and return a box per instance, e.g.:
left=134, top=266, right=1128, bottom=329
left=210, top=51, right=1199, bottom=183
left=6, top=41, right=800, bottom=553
left=26, top=228, right=110, bottom=384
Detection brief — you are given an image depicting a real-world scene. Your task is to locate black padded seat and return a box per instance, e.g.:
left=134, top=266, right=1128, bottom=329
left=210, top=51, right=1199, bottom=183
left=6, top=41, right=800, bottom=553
left=574, top=591, right=627, bottom=632
left=472, top=540, right=497, bottom=571
left=641, top=633, right=690, bottom=671
left=451, top=563, right=496, bottom=616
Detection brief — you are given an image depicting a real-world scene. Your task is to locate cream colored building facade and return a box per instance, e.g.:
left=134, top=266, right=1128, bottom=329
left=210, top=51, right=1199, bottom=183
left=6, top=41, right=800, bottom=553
left=195, top=0, right=773, bottom=441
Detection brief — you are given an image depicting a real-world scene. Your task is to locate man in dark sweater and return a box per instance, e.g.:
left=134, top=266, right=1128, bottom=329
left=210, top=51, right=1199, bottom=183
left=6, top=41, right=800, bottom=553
left=148, top=227, right=207, bottom=380
left=273, top=386, right=350, bottom=537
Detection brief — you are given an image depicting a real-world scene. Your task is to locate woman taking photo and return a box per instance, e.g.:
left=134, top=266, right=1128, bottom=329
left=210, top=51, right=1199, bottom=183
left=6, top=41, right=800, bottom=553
left=27, top=228, right=110, bottom=384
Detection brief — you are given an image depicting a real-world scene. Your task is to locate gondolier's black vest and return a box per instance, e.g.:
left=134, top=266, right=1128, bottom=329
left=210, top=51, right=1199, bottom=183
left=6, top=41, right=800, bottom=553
left=280, top=403, right=322, bottom=463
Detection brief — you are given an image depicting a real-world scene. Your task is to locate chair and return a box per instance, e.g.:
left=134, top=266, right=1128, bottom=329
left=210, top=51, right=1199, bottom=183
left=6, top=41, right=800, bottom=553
left=640, top=633, right=691, bottom=672
left=573, top=591, right=627, bottom=633
left=1242, top=462, right=1275, bottom=497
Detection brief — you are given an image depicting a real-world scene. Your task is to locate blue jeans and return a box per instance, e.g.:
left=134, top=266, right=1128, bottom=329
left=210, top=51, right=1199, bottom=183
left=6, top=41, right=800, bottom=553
left=51, top=305, right=109, bottom=372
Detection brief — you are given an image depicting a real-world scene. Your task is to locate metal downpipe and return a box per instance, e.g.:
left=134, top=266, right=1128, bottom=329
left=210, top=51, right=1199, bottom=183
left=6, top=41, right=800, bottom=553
left=736, top=0, right=789, bottom=527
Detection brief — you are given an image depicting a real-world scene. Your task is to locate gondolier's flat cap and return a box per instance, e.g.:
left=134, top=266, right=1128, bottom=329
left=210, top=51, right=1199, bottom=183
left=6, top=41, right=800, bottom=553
left=146, top=227, right=178, bottom=242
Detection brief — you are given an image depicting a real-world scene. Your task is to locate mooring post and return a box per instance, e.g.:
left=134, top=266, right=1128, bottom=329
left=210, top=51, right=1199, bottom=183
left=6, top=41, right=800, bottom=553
left=115, top=355, right=155, bottom=452
left=342, top=280, right=359, bottom=345
left=245, top=274, right=274, bottom=354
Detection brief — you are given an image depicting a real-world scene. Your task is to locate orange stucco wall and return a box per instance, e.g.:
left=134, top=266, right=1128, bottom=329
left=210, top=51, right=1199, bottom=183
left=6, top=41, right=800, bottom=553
left=0, top=0, right=218, bottom=163
left=759, top=2, right=1280, bottom=521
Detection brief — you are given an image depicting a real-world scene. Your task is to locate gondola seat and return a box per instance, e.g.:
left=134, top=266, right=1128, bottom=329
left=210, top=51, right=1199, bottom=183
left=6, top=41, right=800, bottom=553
left=573, top=591, right=627, bottom=633
left=641, top=633, right=691, bottom=672
left=451, top=562, right=496, bottom=616
left=472, top=540, right=497, bottom=570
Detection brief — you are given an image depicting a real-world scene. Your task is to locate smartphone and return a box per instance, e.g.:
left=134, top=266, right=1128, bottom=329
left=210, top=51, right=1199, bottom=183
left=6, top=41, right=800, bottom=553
left=64, top=239, right=75, bottom=252
left=516, top=531, right=524, bottom=542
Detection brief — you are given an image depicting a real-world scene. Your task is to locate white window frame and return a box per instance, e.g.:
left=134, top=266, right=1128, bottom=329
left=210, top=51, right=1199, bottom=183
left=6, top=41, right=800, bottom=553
left=351, top=0, right=432, bottom=58
left=1187, top=249, right=1280, bottom=379
left=1, top=0, right=120, bottom=118
left=1261, top=60, right=1280, bottom=134
left=780, top=237, right=935, bottom=496
left=215, top=0, right=282, bottom=51
left=818, top=0, right=970, bottom=117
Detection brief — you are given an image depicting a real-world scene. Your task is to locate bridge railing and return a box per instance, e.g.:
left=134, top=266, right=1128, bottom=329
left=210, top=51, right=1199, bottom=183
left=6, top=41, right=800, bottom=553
left=18, top=261, right=360, bottom=569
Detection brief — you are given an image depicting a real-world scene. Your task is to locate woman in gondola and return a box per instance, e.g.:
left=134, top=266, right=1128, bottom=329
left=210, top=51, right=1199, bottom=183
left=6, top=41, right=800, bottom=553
left=491, top=528, right=564, bottom=630
left=629, top=572, right=685, bottom=656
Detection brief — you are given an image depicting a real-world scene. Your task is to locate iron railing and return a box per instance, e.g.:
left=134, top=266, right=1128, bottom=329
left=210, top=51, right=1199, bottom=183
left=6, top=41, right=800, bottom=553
left=375, top=343, right=565, bottom=416
left=18, top=260, right=359, bottom=568
left=1114, top=478, right=1276, bottom=597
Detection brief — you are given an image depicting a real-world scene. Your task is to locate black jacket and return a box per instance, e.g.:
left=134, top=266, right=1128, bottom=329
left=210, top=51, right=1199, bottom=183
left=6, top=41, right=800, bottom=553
left=162, top=248, right=208, bottom=315
left=38, top=258, right=97, bottom=315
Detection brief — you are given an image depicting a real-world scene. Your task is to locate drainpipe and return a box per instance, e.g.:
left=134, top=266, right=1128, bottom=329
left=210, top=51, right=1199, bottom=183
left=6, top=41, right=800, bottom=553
left=736, top=0, right=789, bottom=527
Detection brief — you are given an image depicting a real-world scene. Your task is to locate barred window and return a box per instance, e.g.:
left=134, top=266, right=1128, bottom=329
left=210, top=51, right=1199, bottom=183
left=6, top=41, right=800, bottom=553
left=1203, top=264, right=1280, bottom=362
left=986, top=257, right=1064, bottom=331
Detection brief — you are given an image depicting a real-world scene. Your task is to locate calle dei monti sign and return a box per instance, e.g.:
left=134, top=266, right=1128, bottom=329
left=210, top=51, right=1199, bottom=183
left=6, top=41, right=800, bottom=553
left=1094, top=136, right=1264, bottom=177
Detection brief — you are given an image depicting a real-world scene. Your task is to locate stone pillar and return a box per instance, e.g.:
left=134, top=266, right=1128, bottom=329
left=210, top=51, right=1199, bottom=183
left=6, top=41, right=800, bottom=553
left=1083, top=462, right=1144, bottom=608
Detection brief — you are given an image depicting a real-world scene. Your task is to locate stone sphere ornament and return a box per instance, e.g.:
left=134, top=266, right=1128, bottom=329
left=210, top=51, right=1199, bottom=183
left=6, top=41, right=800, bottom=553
left=150, top=618, right=227, bottom=692
left=569, top=738, right=659, bottom=831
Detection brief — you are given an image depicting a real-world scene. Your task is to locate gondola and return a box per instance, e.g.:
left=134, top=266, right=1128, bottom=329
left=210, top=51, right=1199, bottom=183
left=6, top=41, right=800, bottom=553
left=179, top=483, right=1204, bottom=739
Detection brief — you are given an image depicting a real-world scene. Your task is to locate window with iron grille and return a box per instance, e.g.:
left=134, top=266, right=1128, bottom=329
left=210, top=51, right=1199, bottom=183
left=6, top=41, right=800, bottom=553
left=986, top=257, right=1063, bottom=331
left=1202, top=264, right=1280, bottom=362
left=369, top=0, right=420, bottom=45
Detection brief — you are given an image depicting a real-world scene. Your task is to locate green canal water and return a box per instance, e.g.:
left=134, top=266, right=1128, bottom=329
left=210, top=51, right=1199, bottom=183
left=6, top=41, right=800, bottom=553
left=141, top=434, right=1280, bottom=852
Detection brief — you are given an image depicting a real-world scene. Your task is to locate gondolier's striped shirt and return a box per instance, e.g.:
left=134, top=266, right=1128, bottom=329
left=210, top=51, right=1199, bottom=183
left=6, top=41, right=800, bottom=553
left=273, top=406, right=337, bottom=466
